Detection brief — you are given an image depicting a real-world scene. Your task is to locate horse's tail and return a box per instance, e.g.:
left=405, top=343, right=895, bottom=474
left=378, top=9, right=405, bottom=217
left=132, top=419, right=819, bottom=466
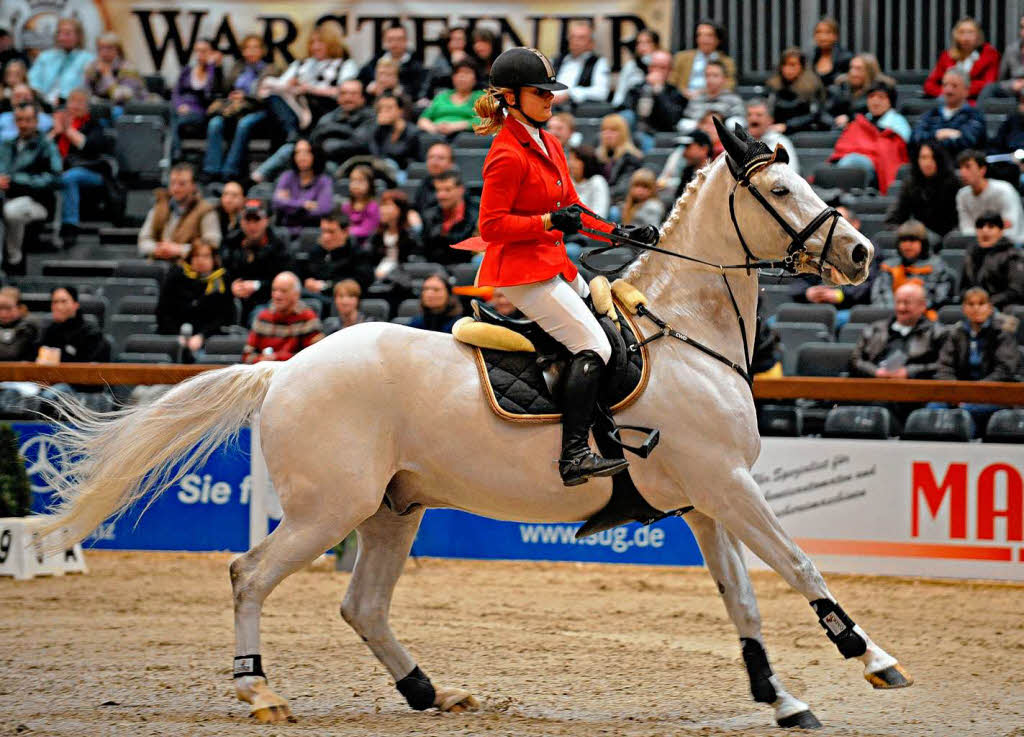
left=36, top=362, right=279, bottom=550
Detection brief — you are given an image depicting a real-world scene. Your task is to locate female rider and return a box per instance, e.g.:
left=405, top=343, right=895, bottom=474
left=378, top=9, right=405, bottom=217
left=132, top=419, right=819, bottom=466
left=472, top=48, right=656, bottom=487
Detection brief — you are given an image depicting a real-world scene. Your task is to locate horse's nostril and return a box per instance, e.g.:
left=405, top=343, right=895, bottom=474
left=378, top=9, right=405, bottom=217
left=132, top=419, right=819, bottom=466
left=851, top=244, right=868, bottom=265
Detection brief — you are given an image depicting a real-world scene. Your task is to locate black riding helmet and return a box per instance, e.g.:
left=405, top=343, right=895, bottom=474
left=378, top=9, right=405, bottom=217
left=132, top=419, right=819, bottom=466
left=490, top=47, right=568, bottom=91
left=490, top=48, right=566, bottom=127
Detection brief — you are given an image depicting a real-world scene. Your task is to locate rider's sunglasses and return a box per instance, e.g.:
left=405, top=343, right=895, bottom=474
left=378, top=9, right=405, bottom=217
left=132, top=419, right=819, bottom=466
left=523, top=87, right=555, bottom=101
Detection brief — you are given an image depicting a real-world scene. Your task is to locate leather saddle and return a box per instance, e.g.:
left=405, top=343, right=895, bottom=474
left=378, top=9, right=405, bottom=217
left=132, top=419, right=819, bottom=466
left=455, top=278, right=691, bottom=539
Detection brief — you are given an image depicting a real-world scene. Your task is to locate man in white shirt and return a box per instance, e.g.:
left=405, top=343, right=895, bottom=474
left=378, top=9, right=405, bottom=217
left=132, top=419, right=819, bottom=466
left=745, top=98, right=800, bottom=175
left=552, top=22, right=610, bottom=106
left=955, top=149, right=1024, bottom=244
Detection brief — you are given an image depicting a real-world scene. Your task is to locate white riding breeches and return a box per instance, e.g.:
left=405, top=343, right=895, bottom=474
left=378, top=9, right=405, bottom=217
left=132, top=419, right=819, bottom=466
left=501, top=275, right=612, bottom=364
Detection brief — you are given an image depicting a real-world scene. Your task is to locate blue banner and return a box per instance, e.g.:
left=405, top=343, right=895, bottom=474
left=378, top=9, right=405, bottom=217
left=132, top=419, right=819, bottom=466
left=12, top=421, right=704, bottom=566
left=17, top=422, right=252, bottom=552
left=414, top=510, right=703, bottom=566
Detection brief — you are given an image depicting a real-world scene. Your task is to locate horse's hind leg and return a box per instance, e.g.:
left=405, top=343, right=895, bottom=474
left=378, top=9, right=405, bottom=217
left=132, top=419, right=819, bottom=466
left=341, top=504, right=479, bottom=713
left=231, top=500, right=378, bottom=723
left=687, top=510, right=821, bottom=730
left=698, top=468, right=912, bottom=690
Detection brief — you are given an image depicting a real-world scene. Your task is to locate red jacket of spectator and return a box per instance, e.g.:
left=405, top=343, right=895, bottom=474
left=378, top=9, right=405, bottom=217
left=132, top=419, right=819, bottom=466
left=475, top=115, right=582, bottom=288
left=243, top=303, right=324, bottom=363
left=922, top=43, right=1000, bottom=99
left=829, top=114, right=909, bottom=194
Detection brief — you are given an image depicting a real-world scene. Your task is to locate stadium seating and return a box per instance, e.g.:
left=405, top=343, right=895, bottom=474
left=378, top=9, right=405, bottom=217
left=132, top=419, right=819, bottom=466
left=937, top=305, right=963, bottom=325
left=984, top=409, right=1024, bottom=443
left=795, top=342, right=855, bottom=377
left=837, top=322, right=867, bottom=344
left=848, top=305, right=893, bottom=325
left=757, top=404, right=802, bottom=436
left=902, top=408, right=974, bottom=442
left=812, top=166, right=872, bottom=192
left=397, top=298, right=421, bottom=318
left=359, top=298, right=390, bottom=322
left=775, top=303, right=837, bottom=331
left=823, top=405, right=894, bottom=439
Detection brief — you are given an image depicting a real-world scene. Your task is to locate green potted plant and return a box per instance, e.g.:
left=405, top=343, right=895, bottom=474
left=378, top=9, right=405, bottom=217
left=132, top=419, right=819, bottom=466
left=0, top=424, right=30, bottom=518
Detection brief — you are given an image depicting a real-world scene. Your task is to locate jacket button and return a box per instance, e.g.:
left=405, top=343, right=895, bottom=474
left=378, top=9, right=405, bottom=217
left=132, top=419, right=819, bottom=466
left=555, top=240, right=561, bottom=246
left=556, top=201, right=561, bottom=207
left=556, top=180, right=562, bottom=186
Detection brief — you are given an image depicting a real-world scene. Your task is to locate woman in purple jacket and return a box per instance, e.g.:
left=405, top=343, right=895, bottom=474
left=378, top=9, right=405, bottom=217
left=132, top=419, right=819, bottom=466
left=272, top=138, right=333, bottom=235
left=170, top=39, right=223, bottom=160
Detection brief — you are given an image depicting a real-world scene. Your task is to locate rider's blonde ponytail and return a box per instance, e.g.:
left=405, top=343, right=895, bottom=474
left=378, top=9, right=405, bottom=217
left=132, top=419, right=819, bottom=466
left=473, top=87, right=511, bottom=136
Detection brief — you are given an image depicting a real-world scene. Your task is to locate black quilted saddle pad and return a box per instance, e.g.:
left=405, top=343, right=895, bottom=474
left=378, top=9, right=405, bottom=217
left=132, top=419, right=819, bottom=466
left=476, top=318, right=646, bottom=421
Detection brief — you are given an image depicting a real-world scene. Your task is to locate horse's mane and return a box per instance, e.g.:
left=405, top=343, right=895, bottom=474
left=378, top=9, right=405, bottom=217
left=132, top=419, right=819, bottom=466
left=624, top=157, right=717, bottom=287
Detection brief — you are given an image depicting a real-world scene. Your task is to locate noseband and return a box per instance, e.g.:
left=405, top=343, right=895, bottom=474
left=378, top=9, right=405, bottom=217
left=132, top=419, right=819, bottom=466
left=727, top=152, right=843, bottom=276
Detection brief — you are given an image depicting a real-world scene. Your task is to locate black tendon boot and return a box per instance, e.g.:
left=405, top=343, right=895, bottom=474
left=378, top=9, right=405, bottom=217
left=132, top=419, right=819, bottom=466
left=559, top=350, right=630, bottom=486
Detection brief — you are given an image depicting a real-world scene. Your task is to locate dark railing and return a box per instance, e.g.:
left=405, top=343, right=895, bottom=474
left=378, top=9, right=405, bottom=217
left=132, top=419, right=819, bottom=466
left=0, top=362, right=1022, bottom=405
left=674, top=0, right=1024, bottom=81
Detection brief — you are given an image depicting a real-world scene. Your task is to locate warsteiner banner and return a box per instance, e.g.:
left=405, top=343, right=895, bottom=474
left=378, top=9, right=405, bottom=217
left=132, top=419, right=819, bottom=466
left=1, top=0, right=674, bottom=78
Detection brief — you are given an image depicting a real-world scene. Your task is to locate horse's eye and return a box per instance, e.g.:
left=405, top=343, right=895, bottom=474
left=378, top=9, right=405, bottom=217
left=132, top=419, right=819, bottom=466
left=771, top=187, right=790, bottom=196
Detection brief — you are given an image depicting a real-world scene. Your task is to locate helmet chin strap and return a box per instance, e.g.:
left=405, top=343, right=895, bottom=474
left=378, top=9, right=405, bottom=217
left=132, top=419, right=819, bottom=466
left=505, top=89, right=547, bottom=129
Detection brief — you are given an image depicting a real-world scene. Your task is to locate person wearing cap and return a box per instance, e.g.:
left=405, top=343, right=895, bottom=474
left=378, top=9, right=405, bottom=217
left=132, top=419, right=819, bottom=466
left=657, top=129, right=712, bottom=200
left=871, top=219, right=957, bottom=318
left=471, top=46, right=657, bottom=487
left=138, top=162, right=220, bottom=261
left=221, top=198, right=291, bottom=323
left=829, top=79, right=910, bottom=193
left=960, top=211, right=1024, bottom=310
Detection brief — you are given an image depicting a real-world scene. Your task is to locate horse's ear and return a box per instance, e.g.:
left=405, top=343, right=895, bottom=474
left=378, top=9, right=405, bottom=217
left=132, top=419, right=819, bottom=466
left=773, top=144, right=790, bottom=166
left=714, top=117, right=747, bottom=169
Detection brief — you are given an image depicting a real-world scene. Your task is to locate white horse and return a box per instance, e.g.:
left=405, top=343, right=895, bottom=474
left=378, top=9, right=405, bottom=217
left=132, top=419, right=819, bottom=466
left=37, top=125, right=912, bottom=730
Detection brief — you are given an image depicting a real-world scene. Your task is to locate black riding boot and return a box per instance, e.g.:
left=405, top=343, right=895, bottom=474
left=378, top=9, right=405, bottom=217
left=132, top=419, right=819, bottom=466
left=558, top=350, right=629, bottom=487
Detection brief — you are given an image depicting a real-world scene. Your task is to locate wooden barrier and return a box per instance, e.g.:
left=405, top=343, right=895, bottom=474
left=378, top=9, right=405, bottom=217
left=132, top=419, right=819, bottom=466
left=0, top=362, right=1022, bottom=405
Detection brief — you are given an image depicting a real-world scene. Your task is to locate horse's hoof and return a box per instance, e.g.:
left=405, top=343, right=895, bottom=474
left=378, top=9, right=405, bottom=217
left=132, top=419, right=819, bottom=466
left=239, top=679, right=296, bottom=723
left=776, top=709, right=822, bottom=729
left=865, top=663, right=914, bottom=689
left=434, top=687, right=479, bottom=712
left=251, top=704, right=297, bottom=724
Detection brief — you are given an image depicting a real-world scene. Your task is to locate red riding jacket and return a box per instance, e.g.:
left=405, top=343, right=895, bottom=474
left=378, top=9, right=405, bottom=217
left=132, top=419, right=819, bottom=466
left=474, top=115, right=582, bottom=288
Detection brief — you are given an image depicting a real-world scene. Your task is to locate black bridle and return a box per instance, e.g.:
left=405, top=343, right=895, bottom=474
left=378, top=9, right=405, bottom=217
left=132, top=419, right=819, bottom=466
left=727, top=154, right=843, bottom=276
left=575, top=152, right=846, bottom=384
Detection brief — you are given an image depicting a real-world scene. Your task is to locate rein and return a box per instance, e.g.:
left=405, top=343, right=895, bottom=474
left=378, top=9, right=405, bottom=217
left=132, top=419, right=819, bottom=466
left=576, top=156, right=844, bottom=386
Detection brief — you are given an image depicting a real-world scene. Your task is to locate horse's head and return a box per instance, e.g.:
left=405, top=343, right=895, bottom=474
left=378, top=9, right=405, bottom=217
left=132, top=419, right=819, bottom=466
left=713, top=118, right=873, bottom=286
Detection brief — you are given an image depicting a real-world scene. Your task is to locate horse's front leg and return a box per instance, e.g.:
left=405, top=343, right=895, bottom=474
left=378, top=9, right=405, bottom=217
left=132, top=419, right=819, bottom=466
left=341, top=504, right=479, bottom=713
left=693, top=467, right=913, bottom=690
left=686, top=510, right=822, bottom=730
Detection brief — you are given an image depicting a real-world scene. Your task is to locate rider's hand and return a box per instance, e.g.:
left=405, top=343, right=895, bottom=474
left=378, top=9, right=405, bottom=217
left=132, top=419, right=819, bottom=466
left=615, top=223, right=659, bottom=247
left=548, top=206, right=583, bottom=235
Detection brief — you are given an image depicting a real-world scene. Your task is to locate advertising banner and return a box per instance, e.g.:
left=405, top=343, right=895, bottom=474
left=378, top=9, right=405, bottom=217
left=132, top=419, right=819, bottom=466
left=18, top=422, right=253, bottom=552
left=747, top=438, right=1024, bottom=581
left=1, top=0, right=673, bottom=78
left=413, top=509, right=702, bottom=566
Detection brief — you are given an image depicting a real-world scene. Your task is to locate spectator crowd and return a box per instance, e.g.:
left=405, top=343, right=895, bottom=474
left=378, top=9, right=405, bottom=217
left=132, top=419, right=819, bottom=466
left=1, top=13, right=1024, bottom=435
